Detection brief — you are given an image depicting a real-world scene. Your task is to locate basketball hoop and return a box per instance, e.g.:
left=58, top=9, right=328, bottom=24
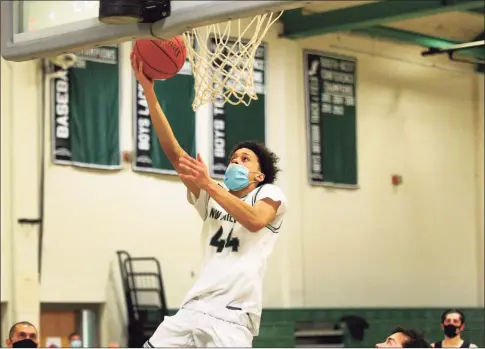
left=182, top=11, right=283, bottom=111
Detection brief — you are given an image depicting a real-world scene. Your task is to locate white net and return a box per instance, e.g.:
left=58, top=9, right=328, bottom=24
left=182, top=11, right=283, bottom=111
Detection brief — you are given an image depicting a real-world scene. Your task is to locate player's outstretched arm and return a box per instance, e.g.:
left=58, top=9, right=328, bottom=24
left=131, top=53, right=200, bottom=198
left=179, top=154, right=281, bottom=232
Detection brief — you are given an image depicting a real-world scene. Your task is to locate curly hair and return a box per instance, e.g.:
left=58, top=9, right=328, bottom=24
left=230, top=141, right=280, bottom=186
left=392, top=326, right=431, bottom=348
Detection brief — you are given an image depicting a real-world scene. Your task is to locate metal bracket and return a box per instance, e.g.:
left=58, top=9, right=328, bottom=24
left=18, top=218, right=42, bottom=225
left=421, top=39, right=485, bottom=57
left=448, top=51, right=485, bottom=65
left=142, top=0, right=171, bottom=23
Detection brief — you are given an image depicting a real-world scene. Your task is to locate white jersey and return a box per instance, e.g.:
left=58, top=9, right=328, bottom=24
left=183, top=183, right=287, bottom=335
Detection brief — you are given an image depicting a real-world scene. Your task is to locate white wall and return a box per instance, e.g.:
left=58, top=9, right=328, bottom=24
left=1, top=57, right=13, bottom=345
left=2, top=20, right=483, bottom=344
left=1, top=58, right=12, bottom=304
left=1, top=57, right=42, bottom=331
left=295, top=34, right=482, bottom=307
left=476, top=75, right=484, bottom=307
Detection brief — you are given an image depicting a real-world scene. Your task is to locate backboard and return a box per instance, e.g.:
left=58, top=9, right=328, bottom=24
left=1, top=1, right=312, bottom=62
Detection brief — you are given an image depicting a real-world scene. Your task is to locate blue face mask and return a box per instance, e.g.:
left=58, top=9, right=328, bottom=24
left=70, top=340, right=82, bottom=348
left=224, top=164, right=258, bottom=191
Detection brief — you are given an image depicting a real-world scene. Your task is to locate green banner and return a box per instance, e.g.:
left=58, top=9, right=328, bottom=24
left=210, top=40, right=267, bottom=178
left=133, top=59, right=196, bottom=175
left=304, top=50, right=358, bottom=186
left=52, top=45, right=121, bottom=169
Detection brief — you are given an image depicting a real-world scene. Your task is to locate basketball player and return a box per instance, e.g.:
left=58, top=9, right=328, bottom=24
left=131, top=53, right=287, bottom=348
left=431, top=309, right=477, bottom=348
left=376, top=326, right=430, bottom=348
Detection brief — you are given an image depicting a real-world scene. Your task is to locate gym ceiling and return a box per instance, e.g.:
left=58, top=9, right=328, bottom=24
left=279, top=0, right=484, bottom=71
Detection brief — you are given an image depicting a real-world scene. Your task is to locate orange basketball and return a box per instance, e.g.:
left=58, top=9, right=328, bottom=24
left=133, top=36, right=186, bottom=80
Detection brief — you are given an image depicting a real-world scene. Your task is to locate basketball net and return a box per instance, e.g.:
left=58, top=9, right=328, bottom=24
left=182, top=11, right=283, bottom=112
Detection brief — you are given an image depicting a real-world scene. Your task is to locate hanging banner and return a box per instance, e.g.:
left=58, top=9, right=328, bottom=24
left=304, top=50, right=358, bottom=186
left=210, top=39, right=267, bottom=178
left=52, top=65, right=72, bottom=163
left=51, top=45, right=121, bottom=169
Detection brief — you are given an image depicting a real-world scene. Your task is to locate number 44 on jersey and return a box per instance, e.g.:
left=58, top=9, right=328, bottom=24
left=210, top=227, right=240, bottom=253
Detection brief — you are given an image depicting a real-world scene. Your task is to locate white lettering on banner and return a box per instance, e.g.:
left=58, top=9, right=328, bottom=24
left=320, top=57, right=339, bottom=70
left=333, top=95, right=344, bottom=105
left=332, top=105, right=344, bottom=115
left=73, top=59, right=87, bottom=69
left=213, top=97, right=224, bottom=116
left=311, top=125, right=321, bottom=153
left=253, top=71, right=264, bottom=94
left=255, top=46, right=264, bottom=59
left=253, top=59, right=264, bottom=71
left=308, top=60, right=319, bottom=76
left=138, top=119, right=151, bottom=151
left=334, top=72, right=354, bottom=84
left=137, top=85, right=150, bottom=116
left=137, top=83, right=151, bottom=151
left=213, top=119, right=225, bottom=158
left=322, top=69, right=333, bottom=81
left=312, top=155, right=322, bottom=176
left=339, top=61, right=355, bottom=73
left=309, top=76, right=319, bottom=96
left=322, top=69, right=354, bottom=84
left=323, top=82, right=353, bottom=96
left=78, top=47, right=117, bottom=64
left=321, top=103, right=332, bottom=114
left=345, top=96, right=355, bottom=106
left=310, top=102, right=320, bottom=123
left=55, top=70, right=69, bottom=139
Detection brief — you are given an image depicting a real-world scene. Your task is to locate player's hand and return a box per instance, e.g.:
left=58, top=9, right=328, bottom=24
left=178, top=154, right=213, bottom=190
left=131, top=52, right=154, bottom=90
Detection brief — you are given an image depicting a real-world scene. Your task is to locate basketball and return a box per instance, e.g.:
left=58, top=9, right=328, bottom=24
left=133, top=36, right=186, bottom=80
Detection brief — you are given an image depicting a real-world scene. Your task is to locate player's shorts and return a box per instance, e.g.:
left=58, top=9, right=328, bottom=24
left=144, top=300, right=253, bottom=348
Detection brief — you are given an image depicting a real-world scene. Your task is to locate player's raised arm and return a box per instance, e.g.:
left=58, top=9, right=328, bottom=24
left=131, top=52, right=200, bottom=198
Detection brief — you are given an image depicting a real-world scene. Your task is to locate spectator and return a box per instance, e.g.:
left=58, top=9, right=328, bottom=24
left=376, top=326, right=431, bottom=348
left=68, top=332, right=83, bottom=348
left=5, top=321, right=39, bottom=348
left=431, top=309, right=477, bottom=348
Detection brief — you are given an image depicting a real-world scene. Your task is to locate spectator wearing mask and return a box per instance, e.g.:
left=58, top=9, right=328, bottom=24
left=5, top=322, right=39, bottom=348
left=376, top=326, right=431, bottom=348
left=68, top=332, right=83, bottom=348
left=432, top=309, right=477, bottom=348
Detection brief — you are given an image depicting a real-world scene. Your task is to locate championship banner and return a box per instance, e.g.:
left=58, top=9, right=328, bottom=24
left=210, top=39, right=267, bottom=178
left=304, top=50, right=358, bottom=186
left=51, top=45, right=121, bottom=169
left=133, top=41, right=196, bottom=175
